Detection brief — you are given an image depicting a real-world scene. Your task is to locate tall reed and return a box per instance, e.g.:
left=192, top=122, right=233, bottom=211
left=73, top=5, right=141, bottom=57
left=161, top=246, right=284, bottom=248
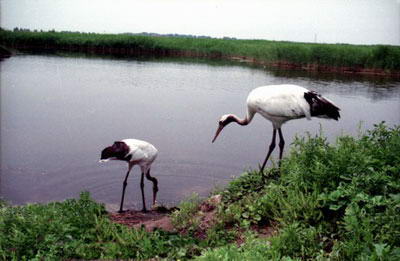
left=1, top=29, right=399, bottom=71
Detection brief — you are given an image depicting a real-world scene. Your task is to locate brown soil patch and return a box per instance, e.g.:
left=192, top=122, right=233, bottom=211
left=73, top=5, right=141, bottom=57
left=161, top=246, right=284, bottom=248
left=177, top=195, right=221, bottom=239
left=108, top=195, right=277, bottom=244
left=251, top=223, right=278, bottom=238
left=109, top=208, right=175, bottom=232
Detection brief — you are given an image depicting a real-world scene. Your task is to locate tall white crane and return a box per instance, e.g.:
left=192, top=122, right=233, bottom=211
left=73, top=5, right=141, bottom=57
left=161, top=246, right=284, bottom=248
left=212, top=84, right=340, bottom=172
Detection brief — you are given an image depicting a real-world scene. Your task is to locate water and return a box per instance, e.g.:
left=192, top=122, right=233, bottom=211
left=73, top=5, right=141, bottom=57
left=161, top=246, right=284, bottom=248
left=1, top=54, right=399, bottom=210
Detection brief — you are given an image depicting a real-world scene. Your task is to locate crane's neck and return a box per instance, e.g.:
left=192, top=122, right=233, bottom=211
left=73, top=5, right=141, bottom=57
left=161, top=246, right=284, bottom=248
left=212, top=107, right=256, bottom=143
left=230, top=114, right=249, bottom=125
left=230, top=107, right=255, bottom=126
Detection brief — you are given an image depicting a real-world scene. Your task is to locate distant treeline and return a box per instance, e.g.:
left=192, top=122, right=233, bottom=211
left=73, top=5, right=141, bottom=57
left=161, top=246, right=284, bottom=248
left=1, top=29, right=399, bottom=74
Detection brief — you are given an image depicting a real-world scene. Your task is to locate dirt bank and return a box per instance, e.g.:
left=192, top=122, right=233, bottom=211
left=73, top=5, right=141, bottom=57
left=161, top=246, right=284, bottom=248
left=109, top=209, right=175, bottom=232
left=108, top=195, right=277, bottom=243
left=0, top=45, right=12, bottom=58
left=229, top=56, right=400, bottom=78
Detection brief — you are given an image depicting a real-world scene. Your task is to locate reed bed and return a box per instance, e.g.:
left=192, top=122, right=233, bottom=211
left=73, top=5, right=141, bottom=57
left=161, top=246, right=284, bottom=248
left=1, top=29, right=399, bottom=71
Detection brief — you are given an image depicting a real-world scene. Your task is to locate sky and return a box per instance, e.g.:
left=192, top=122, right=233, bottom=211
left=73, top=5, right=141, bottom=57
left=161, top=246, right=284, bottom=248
left=1, top=0, right=399, bottom=45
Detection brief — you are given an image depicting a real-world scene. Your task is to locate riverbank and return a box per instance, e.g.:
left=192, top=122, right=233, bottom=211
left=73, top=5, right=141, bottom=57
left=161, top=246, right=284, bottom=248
left=1, top=29, right=399, bottom=77
left=0, top=45, right=12, bottom=59
left=1, top=123, right=399, bottom=259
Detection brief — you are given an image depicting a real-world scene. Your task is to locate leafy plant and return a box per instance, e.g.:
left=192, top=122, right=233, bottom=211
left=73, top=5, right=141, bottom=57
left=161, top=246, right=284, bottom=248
left=201, top=123, right=400, bottom=259
left=171, top=193, right=202, bottom=233
left=0, top=192, right=199, bottom=259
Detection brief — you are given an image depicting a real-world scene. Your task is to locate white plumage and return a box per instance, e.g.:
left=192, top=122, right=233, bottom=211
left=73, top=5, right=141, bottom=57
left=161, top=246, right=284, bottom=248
left=212, top=84, right=340, bottom=171
left=121, top=139, right=158, bottom=174
left=248, top=85, right=312, bottom=125
left=100, top=139, right=158, bottom=212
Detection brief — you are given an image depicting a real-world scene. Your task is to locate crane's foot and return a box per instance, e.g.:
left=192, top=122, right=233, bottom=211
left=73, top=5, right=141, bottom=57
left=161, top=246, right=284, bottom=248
left=118, top=209, right=127, bottom=214
left=141, top=207, right=147, bottom=213
left=151, top=201, right=160, bottom=210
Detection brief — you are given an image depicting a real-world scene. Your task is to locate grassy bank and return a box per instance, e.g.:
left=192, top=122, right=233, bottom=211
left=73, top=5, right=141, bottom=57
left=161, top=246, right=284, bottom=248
left=194, top=122, right=400, bottom=260
left=1, top=123, right=399, bottom=259
left=1, top=29, right=400, bottom=76
left=0, top=192, right=205, bottom=260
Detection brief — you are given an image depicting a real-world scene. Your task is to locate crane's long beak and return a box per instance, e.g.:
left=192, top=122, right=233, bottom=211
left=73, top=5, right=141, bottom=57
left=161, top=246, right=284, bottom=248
left=212, top=125, right=224, bottom=143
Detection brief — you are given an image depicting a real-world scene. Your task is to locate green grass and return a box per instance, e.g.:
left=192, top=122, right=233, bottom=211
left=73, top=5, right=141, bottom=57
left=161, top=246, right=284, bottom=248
left=0, top=192, right=202, bottom=260
left=1, top=28, right=400, bottom=71
left=171, top=193, right=203, bottom=233
left=197, top=122, right=400, bottom=260
left=1, top=123, right=399, bottom=259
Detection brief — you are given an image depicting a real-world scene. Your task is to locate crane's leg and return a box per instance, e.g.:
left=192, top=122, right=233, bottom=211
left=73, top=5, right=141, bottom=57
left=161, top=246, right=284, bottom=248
left=145, top=169, right=159, bottom=207
left=119, top=164, right=134, bottom=213
left=278, top=128, right=285, bottom=167
left=260, top=128, right=277, bottom=173
left=140, top=172, right=147, bottom=212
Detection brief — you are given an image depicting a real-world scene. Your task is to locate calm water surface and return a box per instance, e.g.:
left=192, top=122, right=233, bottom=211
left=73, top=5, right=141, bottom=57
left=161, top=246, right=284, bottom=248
left=1, top=54, right=399, bottom=210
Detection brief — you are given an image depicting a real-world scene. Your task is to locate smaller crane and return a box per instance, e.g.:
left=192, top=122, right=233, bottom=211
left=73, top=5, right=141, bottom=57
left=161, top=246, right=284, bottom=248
left=100, top=139, right=158, bottom=213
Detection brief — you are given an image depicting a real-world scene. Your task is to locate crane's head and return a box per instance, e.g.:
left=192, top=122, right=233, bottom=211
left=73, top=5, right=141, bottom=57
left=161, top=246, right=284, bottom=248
left=99, top=147, right=113, bottom=162
left=99, top=141, right=130, bottom=163
left=212, top=114, right=236, bottom=143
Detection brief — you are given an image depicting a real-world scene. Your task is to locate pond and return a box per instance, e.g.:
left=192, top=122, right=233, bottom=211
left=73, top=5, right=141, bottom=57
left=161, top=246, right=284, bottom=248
left=1, top=54, right=399, bottom=210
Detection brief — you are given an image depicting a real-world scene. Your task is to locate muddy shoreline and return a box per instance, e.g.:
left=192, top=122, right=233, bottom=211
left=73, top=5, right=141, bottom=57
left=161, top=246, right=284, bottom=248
left=4, top=44, right=400, bottom=78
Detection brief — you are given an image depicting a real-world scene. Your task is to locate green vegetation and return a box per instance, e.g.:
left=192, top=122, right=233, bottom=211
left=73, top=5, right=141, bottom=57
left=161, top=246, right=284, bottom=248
left=1, top=123, right=399, bottom=259
left=1, top=28, right=400, bottom=72
left=195, top=122, right=400, bottom=260
left=0, top=192, right=203, bottom=260
left=171, top=193, right=203, bottom=233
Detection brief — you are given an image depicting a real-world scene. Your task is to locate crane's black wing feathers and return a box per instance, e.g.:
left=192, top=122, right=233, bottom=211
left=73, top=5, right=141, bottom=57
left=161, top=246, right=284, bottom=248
left=304, top=91, right=340, bottom=120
